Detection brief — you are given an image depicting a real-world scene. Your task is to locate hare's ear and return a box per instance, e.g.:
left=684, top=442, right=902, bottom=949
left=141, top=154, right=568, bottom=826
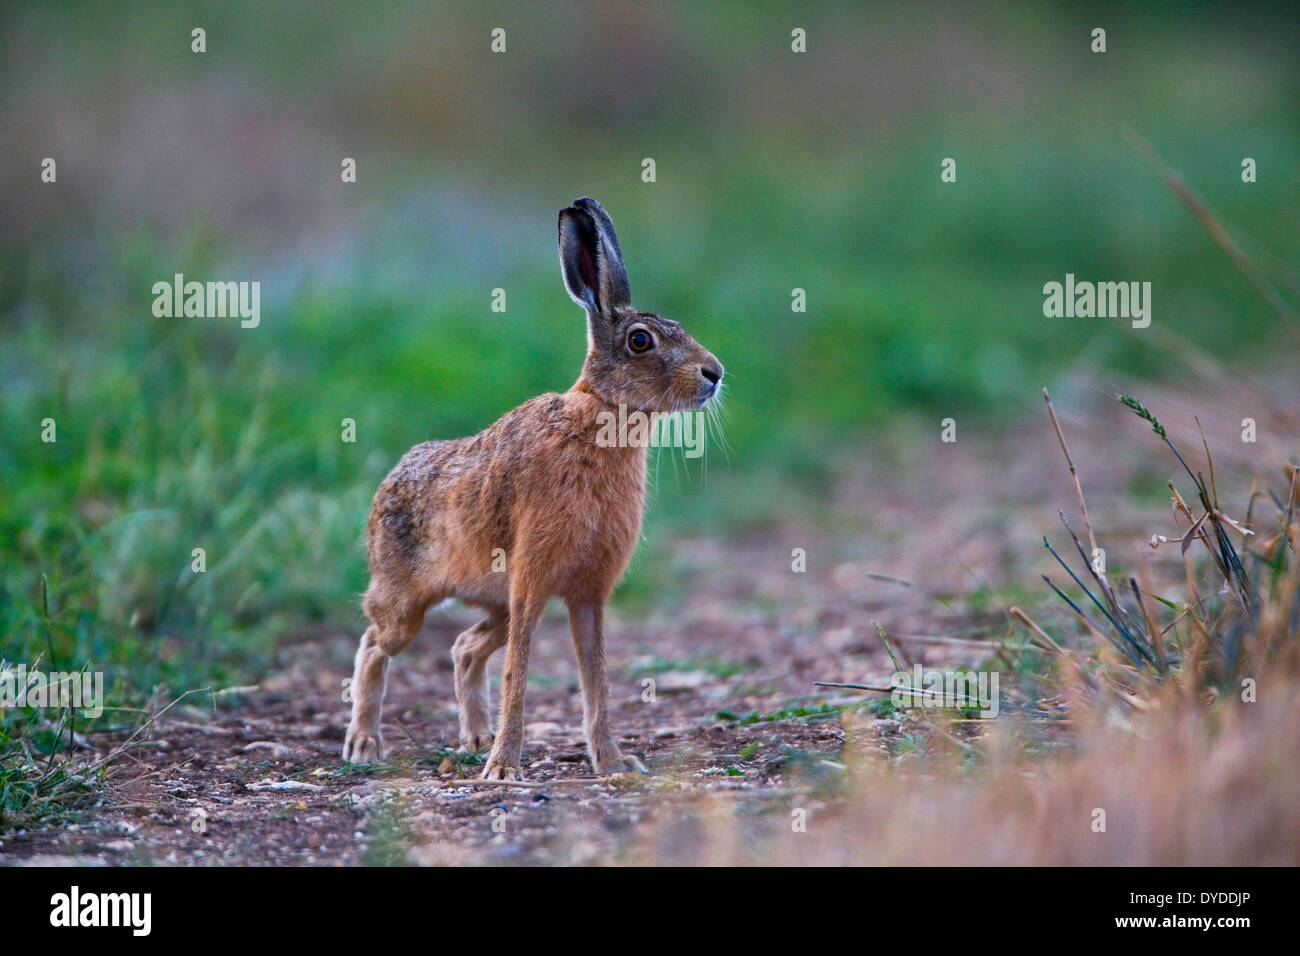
left=558, top=197, right=630, bottom=316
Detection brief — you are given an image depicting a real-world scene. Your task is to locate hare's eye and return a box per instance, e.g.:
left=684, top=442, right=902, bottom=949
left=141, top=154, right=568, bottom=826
left=627, top=328, right=654, bottom=353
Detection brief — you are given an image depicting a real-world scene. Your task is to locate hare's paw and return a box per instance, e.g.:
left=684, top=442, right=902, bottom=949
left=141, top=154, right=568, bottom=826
left=459, top=730, right=494, bottom=753
left=593, top=751, right=648, bottom=776
left=343, top=725, right=384, bottom=763
left=481, top=752, right=523, bottom=781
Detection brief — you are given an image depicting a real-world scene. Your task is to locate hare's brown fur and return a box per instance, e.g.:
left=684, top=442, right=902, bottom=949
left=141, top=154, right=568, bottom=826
left=343, top=198, right=723, bottom=779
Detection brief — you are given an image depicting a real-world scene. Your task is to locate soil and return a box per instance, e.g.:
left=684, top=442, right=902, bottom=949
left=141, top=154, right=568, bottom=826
left=3, top=383, right=1284, bottom=866
left=1, top=525, right=999, bottom=867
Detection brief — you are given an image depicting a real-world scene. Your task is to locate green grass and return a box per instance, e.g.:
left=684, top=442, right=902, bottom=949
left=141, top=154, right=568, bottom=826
left=714, top=703, right=848, bottom=726
left=631, top=655, right=755, bottom=679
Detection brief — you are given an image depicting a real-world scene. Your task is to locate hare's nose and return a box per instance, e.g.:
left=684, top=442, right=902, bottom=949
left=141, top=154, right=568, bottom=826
left=701, top=364, right=722, bottom=386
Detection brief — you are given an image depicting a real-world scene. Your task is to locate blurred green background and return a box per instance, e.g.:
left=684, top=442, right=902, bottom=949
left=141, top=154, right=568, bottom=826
left=1, top=2, right=1296, bottom=707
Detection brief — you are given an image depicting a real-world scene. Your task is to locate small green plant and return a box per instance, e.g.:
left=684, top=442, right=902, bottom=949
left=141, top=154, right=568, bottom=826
left=635, top=655, right=753, bottom=679
left=715, top=703, right=848, bottom=727
left=865, top=698, right=897, bottom=718
left=365, top=794, right=415, bottom=867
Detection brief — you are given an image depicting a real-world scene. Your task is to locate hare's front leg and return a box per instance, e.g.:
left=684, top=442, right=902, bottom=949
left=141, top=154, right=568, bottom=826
left=452, top=607, right=508, bottom=751
left=481, top=592, right=545, bottom=780
left=567, top=598, right=647, bottom=775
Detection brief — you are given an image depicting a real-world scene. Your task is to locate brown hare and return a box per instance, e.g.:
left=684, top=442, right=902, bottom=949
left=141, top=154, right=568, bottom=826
left=343, top=197, right=724, bottom=780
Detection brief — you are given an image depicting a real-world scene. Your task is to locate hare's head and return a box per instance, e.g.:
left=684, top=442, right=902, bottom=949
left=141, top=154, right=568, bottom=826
left=560, top=197, right=724, bottom=414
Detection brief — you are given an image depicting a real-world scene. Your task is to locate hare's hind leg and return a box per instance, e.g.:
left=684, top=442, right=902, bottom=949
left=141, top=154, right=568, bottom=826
left=343, top=590, right=430, bottom=763
left=452, top=606, right=508, bottom=752
left=343, top=624, right=389, bottom=762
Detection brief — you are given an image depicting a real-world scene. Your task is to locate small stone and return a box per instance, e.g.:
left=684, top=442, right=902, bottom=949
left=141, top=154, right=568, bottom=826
left=524, top=721, right=564, bottom=737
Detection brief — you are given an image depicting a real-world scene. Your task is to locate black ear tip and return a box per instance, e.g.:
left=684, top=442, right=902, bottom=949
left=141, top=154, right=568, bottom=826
left=558, top=204, right=596, bottom=235
left=571, top=197, right=603, bottom=215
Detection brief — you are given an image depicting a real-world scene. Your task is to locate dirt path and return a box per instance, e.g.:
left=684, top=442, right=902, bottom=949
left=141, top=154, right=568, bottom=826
left=2, top=528, right=995, bottom=866
left=6, top=385, right=1267, bottom=865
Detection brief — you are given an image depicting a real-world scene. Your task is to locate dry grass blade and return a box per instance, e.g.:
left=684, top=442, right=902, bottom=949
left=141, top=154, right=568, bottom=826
left=1124, top=130, right=1300, bottom=349
left=1042, top=388, right=1101, bottom=561
left=872, top=619, right=906, bottom=672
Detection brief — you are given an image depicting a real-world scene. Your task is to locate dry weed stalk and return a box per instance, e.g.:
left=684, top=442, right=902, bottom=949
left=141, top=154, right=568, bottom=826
left=1032, top=389, right=1295, bottom=701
